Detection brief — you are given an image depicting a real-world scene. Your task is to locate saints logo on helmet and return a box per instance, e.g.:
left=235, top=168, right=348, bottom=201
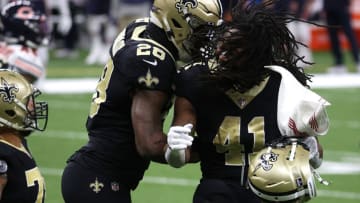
left=151, top=0, right=223, bottom=62
left=255, top=151, right=279, bottom=171
left=0, top=77, right=19, bottom=102
left=248, top=141, right=317, bottom=202
left=0, top=69, right=48, bottom=132
left=175, top=0, right=198, bottom=12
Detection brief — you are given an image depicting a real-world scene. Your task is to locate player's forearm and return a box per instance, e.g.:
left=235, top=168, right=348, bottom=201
left=0, top=174, right=7, bottom=200
left=147, top=139, right=168, bottom=164
left=135, top=131, right=167, bottom=163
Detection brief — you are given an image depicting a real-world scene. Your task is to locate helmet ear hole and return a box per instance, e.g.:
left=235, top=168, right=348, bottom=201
left=5, top=110, right=16, bottom=117
left=171, top=19, right=182, bottom=28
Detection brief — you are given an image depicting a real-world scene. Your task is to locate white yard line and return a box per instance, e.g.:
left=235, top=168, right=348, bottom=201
left=39, top=78, right=97, bottom=94
left=318, top=161, right=360, bottom=175
left=310, top=73, right=360, bottom=88
left=39, top=73, right=360, bottom=94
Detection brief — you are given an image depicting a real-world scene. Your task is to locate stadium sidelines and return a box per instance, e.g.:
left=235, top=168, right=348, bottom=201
left=39, top=73, right=360, bottom=94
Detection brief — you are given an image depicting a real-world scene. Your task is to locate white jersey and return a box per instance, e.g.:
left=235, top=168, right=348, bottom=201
left=266, top=65, right=330, bottom=137
left=0, top=43, right=45, bottom=83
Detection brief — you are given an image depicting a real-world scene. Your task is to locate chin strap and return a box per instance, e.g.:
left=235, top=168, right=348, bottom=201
left=312, top=167, right=330, bottom=186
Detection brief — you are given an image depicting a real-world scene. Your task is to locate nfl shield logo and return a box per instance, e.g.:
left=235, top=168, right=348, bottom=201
left=111, top=182, right=120, bottom=191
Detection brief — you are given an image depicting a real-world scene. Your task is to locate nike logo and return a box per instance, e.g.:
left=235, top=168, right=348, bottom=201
left=142, top=59, right=158, bottom=66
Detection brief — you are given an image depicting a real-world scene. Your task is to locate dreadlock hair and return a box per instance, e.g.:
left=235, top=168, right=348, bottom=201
left=205, top=0, right=312, bottom=93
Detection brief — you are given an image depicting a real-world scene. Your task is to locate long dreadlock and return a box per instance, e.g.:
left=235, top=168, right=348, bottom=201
left=206, top=0, right=312, bottom=93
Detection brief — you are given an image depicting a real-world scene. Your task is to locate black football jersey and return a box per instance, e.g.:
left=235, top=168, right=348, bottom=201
left=0, top=139, right=45, bottom=203
left=175, top=63, right=283, bottom=185
left=70, top=18, right=178, bottom=189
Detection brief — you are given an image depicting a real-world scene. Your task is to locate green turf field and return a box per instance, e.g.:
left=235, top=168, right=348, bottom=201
left=45, top=50, right=360, bottom=78
left=27, top=51, right=360, bottom=202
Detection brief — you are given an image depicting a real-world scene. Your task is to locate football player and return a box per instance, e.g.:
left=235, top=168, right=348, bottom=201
left=61, top=0, right=223, bottom=202
left=0, top=69, right=48, bottom=202
left=165, top=0, right=330, bottom=202
left=0, top=0, right=48, bottom=85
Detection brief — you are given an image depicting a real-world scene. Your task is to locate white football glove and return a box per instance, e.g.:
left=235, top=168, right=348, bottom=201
left=167, top=124, right=194, bottom=150
left=300, top=136, right=322, bottom=169
left=165, top=124, right=193, bottom=168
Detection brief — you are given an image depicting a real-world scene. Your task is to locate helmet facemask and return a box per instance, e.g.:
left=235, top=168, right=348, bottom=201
left=151, top=0, right=223, bottom=63
left=182, top=15, right=222, bottom=63
left=24, top=89, right=48, bottom=131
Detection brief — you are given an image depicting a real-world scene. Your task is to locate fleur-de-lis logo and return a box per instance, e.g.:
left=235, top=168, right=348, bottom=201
left=0, top=77, right=19, bottom=103
left=255, top=152, right=279, bottom=171
left=89, top=177, right=104, bottom=194
left=138, top=69, right=159, bottom=88
left=175, top=0, right=198, bottom=13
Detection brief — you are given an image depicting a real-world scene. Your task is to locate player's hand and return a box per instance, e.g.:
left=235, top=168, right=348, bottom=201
left=165, top=124, right=193, bottom=168
left=300, top=136, right=322, bottom=169
left=167, top=124, right=194, bottom=150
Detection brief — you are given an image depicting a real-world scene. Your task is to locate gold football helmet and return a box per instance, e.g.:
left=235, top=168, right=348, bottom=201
left=151, top=0, right=223, bottom=61
left=0, top=69, right=48, bottom=132
left=248, top=141, right=316, bottom=202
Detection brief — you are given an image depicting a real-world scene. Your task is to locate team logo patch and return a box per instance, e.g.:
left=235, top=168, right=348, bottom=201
left=255, top=151, right=279, bottom=171
left=142, top=59, right=158, bottom=66
left=111, top=181, right=120, bottom=192
left=175, top=0, right=198, bottom=13
left=138, top=69, right=159, bottom=88
left=0, top=77, right=19, bottom=103
left=89, top=177, right=104, bottom=194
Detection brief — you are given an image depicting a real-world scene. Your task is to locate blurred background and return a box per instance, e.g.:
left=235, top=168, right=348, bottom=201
left=31, top=0, right=360, bottom=79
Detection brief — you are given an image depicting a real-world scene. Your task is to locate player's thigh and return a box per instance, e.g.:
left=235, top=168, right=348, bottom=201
left=193, top=178, right=237, bottom=203
left=61, top=161, right=131, bottom=203
left=193, top=178, right=261, bottom=203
